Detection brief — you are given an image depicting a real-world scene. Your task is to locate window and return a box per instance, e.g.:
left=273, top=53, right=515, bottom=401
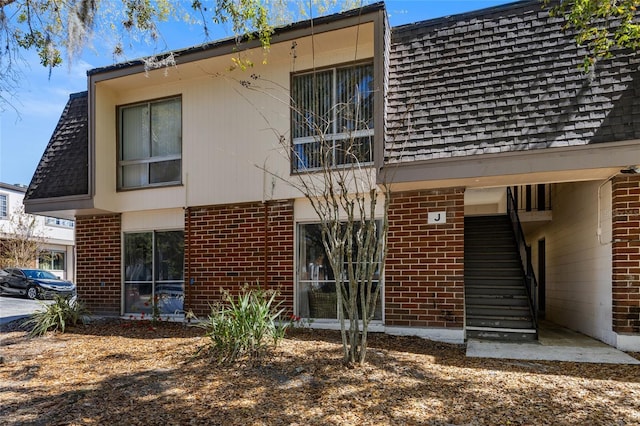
left=118, top=96, right=182, bottom=189
left=292, top=62, right=374, bottom=171
left=45, top=217, right=75, bottom=228
left=39, top=250, right=66, bottom=272
left=123, top=231, right=184, bottom=316
left=296, top=222, right=382, bottom=320
left=0, top=194, right=7, bottom=218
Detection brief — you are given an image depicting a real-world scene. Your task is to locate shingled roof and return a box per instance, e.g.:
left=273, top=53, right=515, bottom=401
left=25, top=92, right=89, bottom=201
left=385, top=0, right=640, bottom=164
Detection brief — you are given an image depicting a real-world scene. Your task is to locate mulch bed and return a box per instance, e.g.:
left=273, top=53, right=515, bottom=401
left=1, top=318, right=639, bottom=425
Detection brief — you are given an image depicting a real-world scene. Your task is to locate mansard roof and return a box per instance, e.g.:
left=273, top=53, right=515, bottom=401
left=25, top=91, right=89, bottom=201
left=385, top=0, right=640, bottom=164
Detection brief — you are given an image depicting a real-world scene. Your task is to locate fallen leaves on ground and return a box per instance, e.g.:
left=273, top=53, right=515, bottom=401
left=1, top=318, right=639, bottom=425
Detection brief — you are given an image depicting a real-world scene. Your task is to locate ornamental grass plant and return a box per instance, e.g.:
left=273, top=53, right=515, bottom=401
left=196, top=287, right=288, bottom=365
left=24, top=295, right=91, bottom=337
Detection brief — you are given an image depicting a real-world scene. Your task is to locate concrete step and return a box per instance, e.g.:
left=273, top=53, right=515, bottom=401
left=465, top=258, right=521, bottom=265
left=467, top=315, right=535, bottom=329
left=465, top=230, right=512, bottom=237
left=464, top=240, right=514, bottom=249
left=467, top=326, right=538, bottom=342
left=464, top=251, right=520, bottom=263
left=465, top=285, right=528, bottom=296
left=466, top=294, right=530, bottom=307
left=465, top=215, right=510, bottom=223
left=466, top=304, right=532, bottom=317
left=465, top=276, right=526, bottom=286
left=464, top=267, right=523, bottom=277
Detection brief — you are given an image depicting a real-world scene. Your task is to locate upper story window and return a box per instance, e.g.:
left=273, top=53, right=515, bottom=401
left=118, top=96, right=182, bottom=190
left=0, top=194, right=6, bottom=218
left=291, top=62, right=374, bottom=172
left=45, top=217, right=75, bottom=228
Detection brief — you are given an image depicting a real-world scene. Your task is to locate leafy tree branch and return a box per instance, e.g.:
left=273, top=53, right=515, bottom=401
left=545, top=0, right=640, bottom=70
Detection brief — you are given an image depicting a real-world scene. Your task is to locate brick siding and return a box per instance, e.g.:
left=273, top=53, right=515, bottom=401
left=75, top=214, right=121, bottom=314
left=612, top=175, right=640, bottom=334
left=385, top=188, right=465, bottom=328
left=185, top=200, right=295, bottom=318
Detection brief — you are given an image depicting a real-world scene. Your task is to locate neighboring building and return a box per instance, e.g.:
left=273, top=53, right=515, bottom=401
left=24, top=1, right=640, bottom=351
left=0, top=182, right=75, bottom=280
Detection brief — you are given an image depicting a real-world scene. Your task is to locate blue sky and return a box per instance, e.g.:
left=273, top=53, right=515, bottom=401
left=0, top=0, right=514, bottom=186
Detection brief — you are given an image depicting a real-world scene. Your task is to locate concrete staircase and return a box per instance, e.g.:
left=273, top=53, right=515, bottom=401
left=465, top=215, right=537, bottom=341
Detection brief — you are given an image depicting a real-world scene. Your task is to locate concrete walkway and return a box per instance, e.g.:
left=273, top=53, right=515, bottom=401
left=467, top=321, right=640, bottom=364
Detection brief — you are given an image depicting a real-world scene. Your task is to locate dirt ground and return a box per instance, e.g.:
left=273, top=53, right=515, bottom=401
left=1, top=318, right=639, bottom=426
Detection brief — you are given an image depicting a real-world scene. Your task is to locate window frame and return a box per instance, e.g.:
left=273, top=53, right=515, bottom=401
left=122, top=229, right=185, bottom=317
left=116, top=95, right=183, bottom=191
left=295, top=220, right=383, bottom=321
left=290, top=60, right=375, bottom=173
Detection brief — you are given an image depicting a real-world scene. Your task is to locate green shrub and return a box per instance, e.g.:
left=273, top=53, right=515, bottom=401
left=24, top=295, right=91, bottom=337
left=196, top=287, right=288, bottom=365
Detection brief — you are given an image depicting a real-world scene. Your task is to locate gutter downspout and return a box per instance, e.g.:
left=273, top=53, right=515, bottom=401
left=185, top=206, right=192, bottom=320
left=263, top=201, right=269, bottom=290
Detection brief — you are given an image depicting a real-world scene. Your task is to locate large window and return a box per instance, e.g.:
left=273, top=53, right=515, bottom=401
left=118, top=96, right=182, bottom=189
left=123, top=230, right=184, bottom=316
left=0, top=194, right=7, bottom=218
left=39, top=250, right=66, bottom=274
left=297, top=222, right=382, bottom=320
left=291, top=62, right=374, bottom=171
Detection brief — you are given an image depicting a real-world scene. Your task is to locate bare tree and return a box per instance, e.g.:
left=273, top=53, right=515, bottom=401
left=291, top=139, right=390, bottom=366
left=237, top=62, right=391, bottom=365
left=0, top=205, right=45, bottom=268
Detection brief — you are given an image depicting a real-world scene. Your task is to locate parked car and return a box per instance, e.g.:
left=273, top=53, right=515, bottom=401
left=0, top=268, right=76, bottom=300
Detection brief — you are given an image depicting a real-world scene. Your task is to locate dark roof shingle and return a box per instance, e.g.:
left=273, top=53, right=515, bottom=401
left=25, top=91, right=89, bottom=201
left=385, top=0, right=640, bottom=163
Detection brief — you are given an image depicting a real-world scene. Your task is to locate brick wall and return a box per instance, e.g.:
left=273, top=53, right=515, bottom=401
left=385, top=188, right=465, bottom=328
left=612, top=175, right=640, bottom=334
left=76, top=214, right=121, bottom=314
left=185, top=200, right=294, bottom=317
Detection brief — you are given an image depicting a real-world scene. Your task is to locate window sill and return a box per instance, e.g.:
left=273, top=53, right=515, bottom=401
left=117, top=182, right=184, bottom=192
left=291, top=161, right=374, bottom=175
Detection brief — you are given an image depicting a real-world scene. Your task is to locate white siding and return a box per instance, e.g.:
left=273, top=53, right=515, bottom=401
left=121, top=209, right=184, bottom=232
left=92, top=23, right=375, bottom=213
left=527, top=181, right=615, bottom=345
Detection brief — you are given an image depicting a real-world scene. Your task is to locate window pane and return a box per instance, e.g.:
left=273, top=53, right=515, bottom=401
left=154, top=231, right=184, bottom=281
left=0, top=194, right=6, bottom=217
left=122, top=163, right=148, bottom=188
left=291, top=64, right=374, bottom=171
left=297, top=222, right=382, bottom=320
left=298, top=224, right=335, bottom=319
left=334, top=136, right=372, bottom=165
left=151, top=98, right=182, bottom=157
left=121, top=104, right=150, bottom=161
left=124, top=233, right=152, bottom=281
left=337, top=64, right=374, bottom=132
left=292, top=70, right=332, bottom=139
left=154, top=229, right=184, bottom=315
left=38, top=253, right=52, bottom=269
left=149, top=160, right=181, bottom=184
left=156, top=281, right=184, bottom=315
left=124, top=231, right=184, bottom=316
left=125, top=283, right=152, bottom=314
left=119, top=97, right=181, bottom=189
left=52, top=252, right=65, bottom=270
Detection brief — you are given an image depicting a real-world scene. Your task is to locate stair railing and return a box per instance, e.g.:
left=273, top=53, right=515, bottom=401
left=506, top=187, right=538, bottom=328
